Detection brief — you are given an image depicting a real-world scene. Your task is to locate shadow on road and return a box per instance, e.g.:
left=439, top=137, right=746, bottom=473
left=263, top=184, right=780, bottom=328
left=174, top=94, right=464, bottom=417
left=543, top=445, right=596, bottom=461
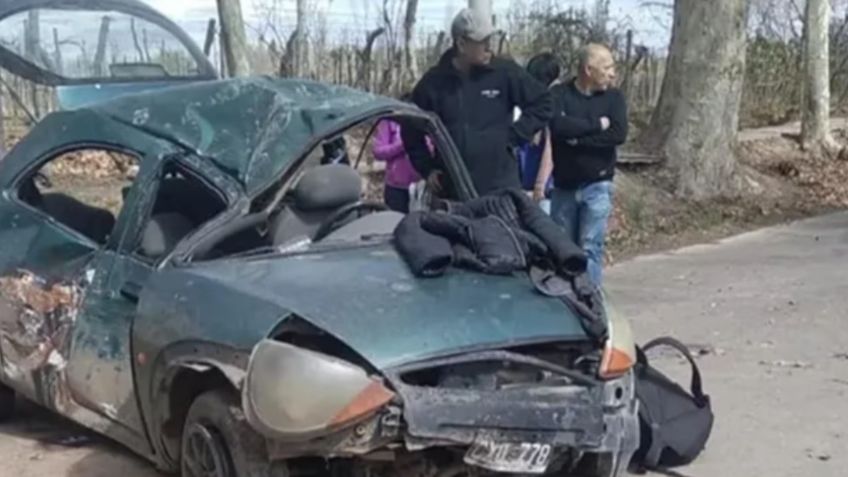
left=66, top=446, right=163, bottom=477
left=0, top=397, right=162, bottom=477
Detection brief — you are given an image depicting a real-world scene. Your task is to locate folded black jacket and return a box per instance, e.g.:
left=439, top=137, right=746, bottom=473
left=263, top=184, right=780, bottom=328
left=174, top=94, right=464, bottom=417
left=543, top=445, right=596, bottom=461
left=393, top=188, right=587, bottom=278
left=393, top=188, right=607, bottom=343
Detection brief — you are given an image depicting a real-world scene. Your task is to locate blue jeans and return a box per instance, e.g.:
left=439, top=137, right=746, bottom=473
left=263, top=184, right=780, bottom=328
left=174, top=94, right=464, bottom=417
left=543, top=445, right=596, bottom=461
left=550, top=181, right=614, bottom=289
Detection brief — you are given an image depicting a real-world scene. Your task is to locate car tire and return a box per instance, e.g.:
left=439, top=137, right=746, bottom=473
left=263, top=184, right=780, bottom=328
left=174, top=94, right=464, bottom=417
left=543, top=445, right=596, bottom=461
left=0, top=382, right=14, bottom=422
left=181, top=388, right=287, bottom=477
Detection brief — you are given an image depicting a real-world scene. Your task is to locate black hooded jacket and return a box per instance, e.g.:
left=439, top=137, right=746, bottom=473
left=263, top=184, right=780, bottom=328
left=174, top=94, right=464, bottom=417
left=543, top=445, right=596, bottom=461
left=393, top=188, right=587, bottom=278
left=404, top=49, right=553, bottom=195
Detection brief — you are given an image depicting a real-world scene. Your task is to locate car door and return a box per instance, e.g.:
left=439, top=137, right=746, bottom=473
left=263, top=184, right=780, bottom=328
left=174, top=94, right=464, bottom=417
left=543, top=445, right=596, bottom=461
left=0, top=0, right=217, bottom=109
left=0, top=109, right=176, bottom=456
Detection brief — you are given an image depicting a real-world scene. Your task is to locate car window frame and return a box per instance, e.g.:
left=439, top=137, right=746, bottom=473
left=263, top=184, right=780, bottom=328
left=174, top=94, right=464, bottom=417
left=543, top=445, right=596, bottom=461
left=9, top=141, right=145, bottom=251
left=125, top=155, right=232, bottom=267
left=260, top=108, right=477, bottom=215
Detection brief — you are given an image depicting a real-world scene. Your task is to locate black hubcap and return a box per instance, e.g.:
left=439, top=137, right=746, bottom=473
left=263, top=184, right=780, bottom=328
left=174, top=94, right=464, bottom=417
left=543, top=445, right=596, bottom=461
left=183, top=423, right=233, bottom=477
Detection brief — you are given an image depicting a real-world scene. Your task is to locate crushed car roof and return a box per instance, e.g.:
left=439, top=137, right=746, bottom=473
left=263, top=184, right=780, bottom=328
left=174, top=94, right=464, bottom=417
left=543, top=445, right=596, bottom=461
left=88, top=76, right=407, bottom=195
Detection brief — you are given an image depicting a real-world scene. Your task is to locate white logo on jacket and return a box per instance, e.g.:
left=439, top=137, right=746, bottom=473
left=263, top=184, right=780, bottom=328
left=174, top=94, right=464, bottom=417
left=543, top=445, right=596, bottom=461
left=481, top=89, right=501, bottom=99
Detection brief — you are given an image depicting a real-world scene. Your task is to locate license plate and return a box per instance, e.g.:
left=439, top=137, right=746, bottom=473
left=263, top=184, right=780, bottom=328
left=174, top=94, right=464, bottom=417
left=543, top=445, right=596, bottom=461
left=463, top=440, right=554, bottom=474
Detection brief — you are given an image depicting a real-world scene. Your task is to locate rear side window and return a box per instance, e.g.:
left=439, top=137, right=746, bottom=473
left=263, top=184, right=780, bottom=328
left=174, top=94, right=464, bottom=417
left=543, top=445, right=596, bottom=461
left=17, top=147, right=139, bottom=244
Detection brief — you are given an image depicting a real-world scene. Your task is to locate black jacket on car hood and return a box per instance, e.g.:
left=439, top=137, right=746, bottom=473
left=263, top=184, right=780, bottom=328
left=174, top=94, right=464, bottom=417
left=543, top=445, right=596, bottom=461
left=393, top=188, right=586, bottom=278
left=404, top=49, right=553, bottom=195
left=392, top=188, right=607, bottom=342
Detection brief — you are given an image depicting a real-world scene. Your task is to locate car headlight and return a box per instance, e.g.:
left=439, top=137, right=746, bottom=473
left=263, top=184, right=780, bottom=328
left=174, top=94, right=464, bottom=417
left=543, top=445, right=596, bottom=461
left=599, top=299, right=636, bottom=380
left=243, top=339, right=394, bottom=440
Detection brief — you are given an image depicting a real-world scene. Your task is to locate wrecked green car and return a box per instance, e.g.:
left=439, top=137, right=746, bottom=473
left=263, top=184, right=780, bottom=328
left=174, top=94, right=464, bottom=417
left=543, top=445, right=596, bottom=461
left=0, top=77, right=639, bottom=477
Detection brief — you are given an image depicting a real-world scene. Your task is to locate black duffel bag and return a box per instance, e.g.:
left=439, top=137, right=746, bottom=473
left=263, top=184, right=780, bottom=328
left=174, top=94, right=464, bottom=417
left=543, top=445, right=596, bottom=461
left=630, top=337, right=714, bottom=473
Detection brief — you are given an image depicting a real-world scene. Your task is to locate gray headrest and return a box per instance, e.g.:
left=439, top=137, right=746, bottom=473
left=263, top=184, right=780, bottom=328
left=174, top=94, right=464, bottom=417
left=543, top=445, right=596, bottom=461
left=293, top=164, right=361, bottom=211
left=141, top=213, right=194, bottom=258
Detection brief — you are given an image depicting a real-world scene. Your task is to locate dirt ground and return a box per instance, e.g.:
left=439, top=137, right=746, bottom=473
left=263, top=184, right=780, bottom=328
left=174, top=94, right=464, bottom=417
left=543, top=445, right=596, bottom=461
left=606, top=118, right=848, bottom=263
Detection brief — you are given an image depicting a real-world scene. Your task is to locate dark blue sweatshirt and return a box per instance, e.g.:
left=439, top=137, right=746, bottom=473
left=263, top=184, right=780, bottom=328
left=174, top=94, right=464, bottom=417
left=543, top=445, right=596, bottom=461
left=549, top=80, right=628, bottom=189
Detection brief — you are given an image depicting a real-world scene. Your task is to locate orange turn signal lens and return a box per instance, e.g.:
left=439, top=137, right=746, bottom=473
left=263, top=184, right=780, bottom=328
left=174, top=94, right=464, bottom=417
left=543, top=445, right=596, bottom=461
left=330, top=380, right=395, bottom=426
left=599, top=342, right=635, bottom=379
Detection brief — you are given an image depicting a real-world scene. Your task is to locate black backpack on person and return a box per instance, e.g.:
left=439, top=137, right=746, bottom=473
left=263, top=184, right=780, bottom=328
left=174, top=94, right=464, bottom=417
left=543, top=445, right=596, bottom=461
left=630, top=337, right=714, bottom=473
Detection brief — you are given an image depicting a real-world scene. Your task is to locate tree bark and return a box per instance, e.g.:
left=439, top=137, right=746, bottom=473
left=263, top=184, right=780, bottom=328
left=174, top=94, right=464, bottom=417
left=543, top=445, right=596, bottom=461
left=203, top=19, right=217, bottom=58
left=216, top=0, right=251, bottom=77
left=645, top=0, right=747, bottom=199
left=801, top=0, right=838, bottom=154
left=0, top=87, right=6, bottom=158
left=293, top=0, right=307, bottom=77
left=131, top=18, right=145, bottom=62
left=94, top=16, right=111, bottom=78
left=52, top=28, right=63, bottom=75
left=358, top=28, right=386, bottom=90
left=24, top=13, right=44, bottom=118
left=402, top=0, right=420, bottom=92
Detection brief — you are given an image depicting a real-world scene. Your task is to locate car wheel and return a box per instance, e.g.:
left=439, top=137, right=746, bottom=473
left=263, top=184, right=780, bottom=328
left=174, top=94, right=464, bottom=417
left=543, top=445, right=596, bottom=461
left=181, top=389, right=286, bottom=477
left=0, top=382, right=14, bottom=422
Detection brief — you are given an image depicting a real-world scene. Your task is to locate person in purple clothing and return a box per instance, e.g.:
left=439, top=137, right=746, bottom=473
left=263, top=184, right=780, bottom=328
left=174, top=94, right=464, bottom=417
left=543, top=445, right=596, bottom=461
left=372, top=94, right=431, bottom=213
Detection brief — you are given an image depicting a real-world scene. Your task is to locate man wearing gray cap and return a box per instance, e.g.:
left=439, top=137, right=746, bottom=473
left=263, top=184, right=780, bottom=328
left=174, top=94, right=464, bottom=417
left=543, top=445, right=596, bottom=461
left=402, top=8, right=553, bottom=197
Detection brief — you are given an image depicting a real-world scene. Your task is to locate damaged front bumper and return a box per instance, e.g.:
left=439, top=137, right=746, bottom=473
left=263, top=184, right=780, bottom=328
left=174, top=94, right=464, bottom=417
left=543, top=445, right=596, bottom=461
left=385, top=351, right=639, bottom=475
left=243, top=341, right=638, bottom=475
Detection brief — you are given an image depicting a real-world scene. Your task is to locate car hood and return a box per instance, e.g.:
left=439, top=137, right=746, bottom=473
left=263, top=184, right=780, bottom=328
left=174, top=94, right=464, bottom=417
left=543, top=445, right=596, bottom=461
left=189, top=244, right=589, bottom=369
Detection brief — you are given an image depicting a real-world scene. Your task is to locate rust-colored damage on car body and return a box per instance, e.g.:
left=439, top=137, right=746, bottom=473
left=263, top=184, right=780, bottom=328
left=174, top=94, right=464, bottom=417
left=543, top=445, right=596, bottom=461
left=0, top=268, right=84, bottom=411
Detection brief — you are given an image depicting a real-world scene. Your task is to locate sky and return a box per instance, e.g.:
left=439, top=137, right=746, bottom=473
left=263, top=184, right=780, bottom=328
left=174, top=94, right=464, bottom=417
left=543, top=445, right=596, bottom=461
left=143, top=0, right=671, bottom=49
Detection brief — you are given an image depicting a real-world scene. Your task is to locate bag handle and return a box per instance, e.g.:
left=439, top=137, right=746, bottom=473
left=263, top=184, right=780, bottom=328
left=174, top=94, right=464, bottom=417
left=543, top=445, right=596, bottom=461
left=642, top=336, right=709, bottom=406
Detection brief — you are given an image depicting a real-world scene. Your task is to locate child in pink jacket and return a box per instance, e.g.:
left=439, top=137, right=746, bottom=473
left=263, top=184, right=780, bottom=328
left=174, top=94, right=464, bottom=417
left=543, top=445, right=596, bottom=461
left=373, top=109, right=433, bottom=212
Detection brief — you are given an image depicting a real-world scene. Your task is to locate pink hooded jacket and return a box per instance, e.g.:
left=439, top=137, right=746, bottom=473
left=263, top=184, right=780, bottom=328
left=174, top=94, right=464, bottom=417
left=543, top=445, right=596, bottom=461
left=372, top=119, right=432, bottom=189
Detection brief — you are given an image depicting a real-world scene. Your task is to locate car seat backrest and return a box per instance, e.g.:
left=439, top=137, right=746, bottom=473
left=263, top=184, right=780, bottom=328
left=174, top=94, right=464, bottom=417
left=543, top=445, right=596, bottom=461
left=140, top=212, right=195, bottom=259
left=270, top=164, right=362, bottom=245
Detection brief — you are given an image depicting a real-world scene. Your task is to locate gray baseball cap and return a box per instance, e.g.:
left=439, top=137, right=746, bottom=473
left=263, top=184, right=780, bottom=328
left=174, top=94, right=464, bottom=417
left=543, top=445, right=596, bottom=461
left=450, top=8, right=495, bottom=42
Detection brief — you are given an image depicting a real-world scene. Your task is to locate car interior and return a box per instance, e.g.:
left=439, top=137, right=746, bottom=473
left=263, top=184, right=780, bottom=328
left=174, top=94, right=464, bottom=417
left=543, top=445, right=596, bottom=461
left=135, top=163, right=227, bottom=260
left=194, top=116, right=435, bottom=261
left=16, top=114, right=442, bottom=263
left=17, top=150, right=137, bottom=245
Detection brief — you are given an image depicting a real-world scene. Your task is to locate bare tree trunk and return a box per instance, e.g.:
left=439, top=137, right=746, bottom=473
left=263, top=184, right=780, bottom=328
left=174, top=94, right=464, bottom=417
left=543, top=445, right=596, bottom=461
left=94, top=16, right=111, bottom=77
left=294, top=0, right=307, bottom=77
left=216, top=0, right=251, bottom=77
left=24, top=12, right=42, bottom=118
left=645, top=0, right=747, bottom=199
left=358, top=28, right=386, bottom=90
left=131, top=18, right=145, bottom=62
left=622, top=29, right=633, bottom=98
left=801, top=0, right=838, bottom=154
left=0, top=87, right=6, bottom=158
left=142, top=29, right=151, bottom=62
left=402, top=0, right=420, bottom=92
left=204, top=19, right=217, bottom=57
left=52, top=28, right=63, bottom=75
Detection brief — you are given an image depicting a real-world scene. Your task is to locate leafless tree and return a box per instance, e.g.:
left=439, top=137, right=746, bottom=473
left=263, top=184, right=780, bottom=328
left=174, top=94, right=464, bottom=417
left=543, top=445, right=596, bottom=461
left=0, top=90, right=6, bottom=158
left=402, top=0, right=420, bottom=89
left=646, top=0, right=748, bottom=199
left=801, top=0, right=840, bottom=154
left=216, top=0, right=252, bottom=77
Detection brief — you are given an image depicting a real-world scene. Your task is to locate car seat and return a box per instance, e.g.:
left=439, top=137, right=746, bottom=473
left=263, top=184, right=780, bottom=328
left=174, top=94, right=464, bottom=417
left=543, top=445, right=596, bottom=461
left=269, top=164, right=362, bottom=246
